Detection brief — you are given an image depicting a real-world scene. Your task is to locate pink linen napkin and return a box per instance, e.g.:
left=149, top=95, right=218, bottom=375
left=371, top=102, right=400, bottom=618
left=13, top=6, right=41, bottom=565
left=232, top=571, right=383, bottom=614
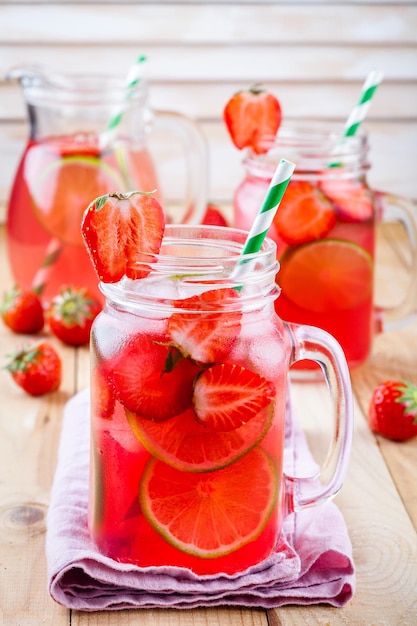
left=45, top=388, right=355, bottom=610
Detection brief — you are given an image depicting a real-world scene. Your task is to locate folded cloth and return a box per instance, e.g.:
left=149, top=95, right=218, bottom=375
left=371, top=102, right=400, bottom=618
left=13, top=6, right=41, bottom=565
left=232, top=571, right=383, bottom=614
left=45, top=388, right=355, bottom=611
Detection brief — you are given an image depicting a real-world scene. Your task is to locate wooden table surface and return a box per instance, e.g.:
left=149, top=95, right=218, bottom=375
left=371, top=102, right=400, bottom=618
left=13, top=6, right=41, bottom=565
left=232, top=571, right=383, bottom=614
left=1, top=221, right=417, bottom=625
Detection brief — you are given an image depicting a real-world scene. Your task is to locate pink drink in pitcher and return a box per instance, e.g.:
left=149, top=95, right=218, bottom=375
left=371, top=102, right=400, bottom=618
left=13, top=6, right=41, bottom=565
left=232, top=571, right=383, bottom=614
left=83, top=200, right=352, bottom=575
left=6, top=68, right=207, bottom=301
left=7, top=135, right=159, bottom=300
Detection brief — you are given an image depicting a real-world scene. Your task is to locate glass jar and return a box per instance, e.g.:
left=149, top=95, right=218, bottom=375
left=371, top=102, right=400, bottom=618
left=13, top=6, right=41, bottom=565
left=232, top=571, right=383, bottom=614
left=88, top=224, right=353, bottom=575
left=234, top=123, right=417, bottom=375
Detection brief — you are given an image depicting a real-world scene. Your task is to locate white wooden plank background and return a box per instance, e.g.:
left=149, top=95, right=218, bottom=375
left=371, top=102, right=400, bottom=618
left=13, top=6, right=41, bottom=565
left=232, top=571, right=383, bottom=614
left=0, top=1, right=416, bottom=223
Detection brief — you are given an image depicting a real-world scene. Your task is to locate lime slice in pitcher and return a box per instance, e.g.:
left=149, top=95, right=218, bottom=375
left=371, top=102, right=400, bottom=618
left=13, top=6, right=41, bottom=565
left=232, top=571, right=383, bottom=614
left=279, top=239, right=373, bottom=313
left=140, top=447, right=278, bottom=558
left=32, top=155, right=125, bottom=246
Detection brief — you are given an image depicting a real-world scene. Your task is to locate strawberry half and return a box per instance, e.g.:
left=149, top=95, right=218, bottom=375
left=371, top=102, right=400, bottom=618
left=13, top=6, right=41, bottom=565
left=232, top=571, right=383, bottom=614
left=223, top=85, right=282, bottom=154
left=81, top=191, right=165, bottom=283
left=320, top=176, right=374, bottom=222
left=167, top=288, right=242, bottom=364
left=111, top=333, right=200, bottom=422
left=368, top=379, right=417, bottom=441
left=193, top=362, right=275, bottom=432
left=273, top=180, right=336, bottom=245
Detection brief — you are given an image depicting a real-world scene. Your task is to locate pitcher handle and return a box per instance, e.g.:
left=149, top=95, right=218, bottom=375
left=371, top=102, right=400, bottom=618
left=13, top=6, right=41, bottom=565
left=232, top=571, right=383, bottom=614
left=375, top=191, right=417, bottom=332
left=283, top=322, right=353, bottom=513
left=150, top=109, right=209, bottom=225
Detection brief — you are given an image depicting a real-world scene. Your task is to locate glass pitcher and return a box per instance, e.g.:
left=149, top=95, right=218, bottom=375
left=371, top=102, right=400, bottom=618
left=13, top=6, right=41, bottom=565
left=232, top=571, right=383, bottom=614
left=234, top=122, right=417, bottom=376
left=5, top=66, right=208, bottom=301
left=88, top=224, right=353, bottom=576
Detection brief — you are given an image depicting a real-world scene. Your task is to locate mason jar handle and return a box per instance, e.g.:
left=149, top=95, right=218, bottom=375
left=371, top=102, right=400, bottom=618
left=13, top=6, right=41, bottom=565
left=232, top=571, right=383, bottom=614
left=375, top=191, right=417, bottom=332
left=283, top=322, right=353, bottom=513
left=150, top=109, right=209, bottom=225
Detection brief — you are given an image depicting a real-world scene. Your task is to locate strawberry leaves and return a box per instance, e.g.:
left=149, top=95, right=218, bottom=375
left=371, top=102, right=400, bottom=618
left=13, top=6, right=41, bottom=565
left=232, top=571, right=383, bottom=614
left=6, top=341, right=62, bottom=396
left=46, top=285, right=102, bottom=346
left=368, top=379, right=417, bottom=441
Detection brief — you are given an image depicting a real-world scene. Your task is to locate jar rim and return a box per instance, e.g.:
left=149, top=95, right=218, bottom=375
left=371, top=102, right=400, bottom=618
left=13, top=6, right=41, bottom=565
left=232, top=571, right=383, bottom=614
left=243, top=121, right=370, bottom=179
left=8, top=66, right=148, bottom=106
left=99, top=224, right=280, bottom=311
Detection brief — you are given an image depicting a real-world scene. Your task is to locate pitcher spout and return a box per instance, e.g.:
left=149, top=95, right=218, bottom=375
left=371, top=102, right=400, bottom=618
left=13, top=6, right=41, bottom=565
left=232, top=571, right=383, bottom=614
left=6, top=65, right=50, bottom=88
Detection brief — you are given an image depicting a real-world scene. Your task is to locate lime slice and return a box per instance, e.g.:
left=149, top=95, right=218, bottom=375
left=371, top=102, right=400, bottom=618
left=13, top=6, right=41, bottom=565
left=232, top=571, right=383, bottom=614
left=31, top=155, right=125, bottom=246
left=140, top=447, right=278, bottom=558
left=279, top=239, right=373, bottom=313
left=126, top=404, right=273, bottom=473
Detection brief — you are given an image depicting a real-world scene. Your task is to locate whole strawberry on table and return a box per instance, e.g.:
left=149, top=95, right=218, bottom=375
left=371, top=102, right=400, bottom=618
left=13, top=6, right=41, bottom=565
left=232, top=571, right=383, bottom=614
left=6, top=341, right=62, bottom=397
left=1, top=285, right=44, bottom=334
left=368, top=380, right=417, bottom=441
left=46, top=285, right=102, bottom=346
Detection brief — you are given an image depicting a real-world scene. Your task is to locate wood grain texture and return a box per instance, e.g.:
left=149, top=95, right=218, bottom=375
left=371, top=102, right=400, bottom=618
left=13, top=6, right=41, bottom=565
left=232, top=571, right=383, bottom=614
left=283, top=385, right=417, bottom=626
left=0, top=225, right=74, bottom=624
left=71, top=608, right=268, bottom=626
left=1, top=219, right=417, bottom=623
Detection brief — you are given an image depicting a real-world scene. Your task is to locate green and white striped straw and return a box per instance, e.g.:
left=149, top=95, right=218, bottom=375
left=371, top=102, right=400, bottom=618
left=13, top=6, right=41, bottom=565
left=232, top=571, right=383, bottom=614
left=99, top=54, right=147, bottom=149
left=233, top=158, right=295, bottom=281
left=31, top=56, right=148, bottom=294
left=329, top=68, right=383, bottom=167
left=342, top=68, right=384, bottom=138
left=241, top=158, right=295, bottom=254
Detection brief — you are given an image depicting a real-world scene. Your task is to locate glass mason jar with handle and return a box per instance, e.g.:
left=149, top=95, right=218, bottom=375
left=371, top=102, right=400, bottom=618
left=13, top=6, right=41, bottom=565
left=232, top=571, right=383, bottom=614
left=234, top=123, right=417, bottom=377
left=88, top=224, right=353, bottom=576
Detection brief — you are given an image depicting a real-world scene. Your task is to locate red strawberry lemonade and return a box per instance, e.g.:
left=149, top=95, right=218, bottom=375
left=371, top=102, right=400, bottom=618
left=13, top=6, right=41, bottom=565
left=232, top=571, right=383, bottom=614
left=82, top=200, right=290, bottom=574
left=83, top=195, right=353, bottom=576
left=88, top=272, right=286, bottom=574
left=6, top=135, right=160, bottom=301
left=234, top=126, right=377, bottom=373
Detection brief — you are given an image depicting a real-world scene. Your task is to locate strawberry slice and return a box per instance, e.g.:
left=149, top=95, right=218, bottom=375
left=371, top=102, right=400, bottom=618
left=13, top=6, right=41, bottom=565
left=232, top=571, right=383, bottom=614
left=167, top=288, right=242, bottom=364
left=273, top=180, right=336, bottom=245
left=111, top=333, right=200, bottom=422
left=223, top=85, right=281, bottom=154
left=319, top=176, right=374, bottom=222
left=81, top=191, right=165, bottom=283
left=91, top=363, right=116, bottom=419
left=193, top=363, right=275, bottom=432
